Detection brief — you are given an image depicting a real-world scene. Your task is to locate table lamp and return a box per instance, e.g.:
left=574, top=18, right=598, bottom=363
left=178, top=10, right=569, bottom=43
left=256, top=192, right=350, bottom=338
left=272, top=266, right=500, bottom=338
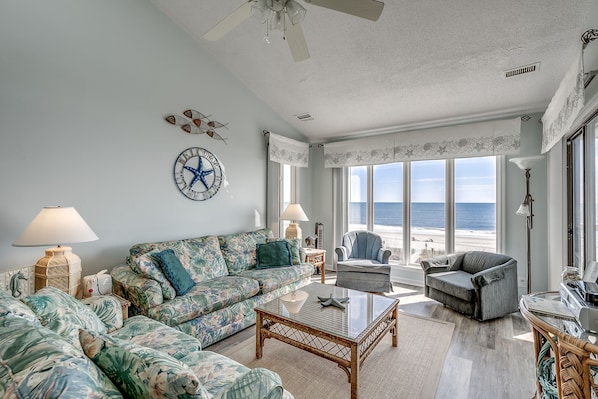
left=280, top=203, right=309, bottom=240
left=13, top=206, right=98, bottom=297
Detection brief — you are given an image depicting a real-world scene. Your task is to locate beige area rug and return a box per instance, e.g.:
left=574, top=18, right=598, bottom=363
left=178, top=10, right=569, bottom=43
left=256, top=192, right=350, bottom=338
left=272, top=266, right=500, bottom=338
left=220, top=312, right=454, bottom=399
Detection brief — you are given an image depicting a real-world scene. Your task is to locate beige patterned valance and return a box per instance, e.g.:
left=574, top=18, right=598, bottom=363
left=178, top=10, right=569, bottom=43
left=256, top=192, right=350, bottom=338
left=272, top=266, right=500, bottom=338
left=323, top=118, right=521, bottom=168
left=541, top=46, right=585, bottom=154
left=267, top=132, right=309, bottom=167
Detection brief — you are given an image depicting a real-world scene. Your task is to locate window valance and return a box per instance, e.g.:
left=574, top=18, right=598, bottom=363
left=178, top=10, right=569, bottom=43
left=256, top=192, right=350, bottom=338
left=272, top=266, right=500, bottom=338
left=541, top=46, right=585, bottom=154
left=267, top=132, right=309, bottom=167
left=323, top=117, right=521, bottom=168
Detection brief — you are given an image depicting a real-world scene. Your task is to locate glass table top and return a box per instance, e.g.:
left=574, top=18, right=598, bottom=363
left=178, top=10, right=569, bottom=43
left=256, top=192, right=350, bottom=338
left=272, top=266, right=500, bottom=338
left=256, top=283, right=399, bottom=341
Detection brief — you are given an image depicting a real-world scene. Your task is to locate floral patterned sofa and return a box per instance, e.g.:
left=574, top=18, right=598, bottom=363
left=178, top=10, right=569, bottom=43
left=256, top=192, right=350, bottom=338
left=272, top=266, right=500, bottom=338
left=0, top=287, right=294, bottom=399
left=111, top=228, right=314, bottom=348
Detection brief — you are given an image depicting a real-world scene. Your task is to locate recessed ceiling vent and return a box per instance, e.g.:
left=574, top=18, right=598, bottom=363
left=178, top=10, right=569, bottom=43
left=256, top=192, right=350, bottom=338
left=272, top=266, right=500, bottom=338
left=295, top=112, right=314, bottom=121
left=504, top=62, right=540, bottom=78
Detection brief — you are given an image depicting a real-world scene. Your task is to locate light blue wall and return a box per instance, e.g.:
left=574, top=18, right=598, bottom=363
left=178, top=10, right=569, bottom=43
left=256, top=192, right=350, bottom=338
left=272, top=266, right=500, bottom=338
left=0, top=1, right=306, bottom=275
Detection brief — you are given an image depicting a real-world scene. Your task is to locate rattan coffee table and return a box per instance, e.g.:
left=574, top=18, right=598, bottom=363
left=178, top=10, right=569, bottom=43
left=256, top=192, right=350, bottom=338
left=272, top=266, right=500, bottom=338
left=255, top=282, right=399, bottom=399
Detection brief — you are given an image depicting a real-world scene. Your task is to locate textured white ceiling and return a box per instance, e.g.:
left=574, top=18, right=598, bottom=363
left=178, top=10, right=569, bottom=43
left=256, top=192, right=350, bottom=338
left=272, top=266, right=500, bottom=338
left=150, top=0, right=593, bottom=142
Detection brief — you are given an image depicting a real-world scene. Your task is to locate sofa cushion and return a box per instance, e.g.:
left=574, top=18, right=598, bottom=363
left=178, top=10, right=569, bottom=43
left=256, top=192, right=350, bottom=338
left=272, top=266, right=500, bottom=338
left=426, top=270, right=475, bottom=302
left=24, top=287, right=107, bottom=349
left=132, top=252, right=177, bottom=300
left=0, top=316, right=121, bottom=399
left=267, top=238, right=302, bottom=265
left=237, top=263, right=314, bottom=294
left=218, top=228, right=273, bottom=274
left=181, top=351, right=284, bottom=399
left=80, top=329, right=209, bottom=399
left=184, top=235, right=229, bottom=282
left=111, top=315, right=202, bottom=360
left=81, top=295, right=124, bottom=333
left=147, top=276, right=260, bottom=326
left=0, top=289, right=40, bottom=325
left=129, top=235, right=228, bottom=285
left=153, top=249, right=196, bottom=296
left=256, top=241, right=293, bottom=269
left=461, top=251, right=512, bottom=275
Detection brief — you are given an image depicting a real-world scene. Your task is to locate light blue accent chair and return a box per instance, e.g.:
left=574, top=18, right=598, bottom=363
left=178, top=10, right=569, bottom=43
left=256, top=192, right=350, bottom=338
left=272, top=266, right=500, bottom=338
left=334, top=231, right=392, bottom=293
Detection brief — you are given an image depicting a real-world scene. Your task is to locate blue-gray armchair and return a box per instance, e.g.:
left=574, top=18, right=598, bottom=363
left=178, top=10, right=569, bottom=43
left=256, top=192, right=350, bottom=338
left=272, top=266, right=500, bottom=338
left=420, top=251, right=518, bottom=321
left=335, top=231, right=392, bottom=293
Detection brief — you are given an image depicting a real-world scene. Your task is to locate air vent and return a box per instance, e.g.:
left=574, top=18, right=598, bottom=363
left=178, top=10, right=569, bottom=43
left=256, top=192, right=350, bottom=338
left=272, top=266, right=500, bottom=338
left=504, top=62, right=540, bottom=78
left=295, top=112, right=314, bottom=121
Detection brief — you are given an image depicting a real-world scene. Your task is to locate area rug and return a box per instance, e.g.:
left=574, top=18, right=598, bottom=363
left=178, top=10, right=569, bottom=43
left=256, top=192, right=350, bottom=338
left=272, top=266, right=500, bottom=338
left=219, top=312, right=454, bottom=399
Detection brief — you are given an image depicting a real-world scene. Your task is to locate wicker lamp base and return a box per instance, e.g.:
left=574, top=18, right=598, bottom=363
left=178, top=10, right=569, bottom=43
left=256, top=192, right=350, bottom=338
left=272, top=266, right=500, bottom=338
left=285, top=222, right=303, bottom=240
left=34, top=246, right=82, bottom=298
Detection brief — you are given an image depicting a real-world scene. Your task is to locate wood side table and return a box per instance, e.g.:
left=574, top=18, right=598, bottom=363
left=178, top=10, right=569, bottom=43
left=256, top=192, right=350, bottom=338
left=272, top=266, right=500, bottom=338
left=112, top=294, right=131, bottom=320
left=304, top=248, right=326, bottom=284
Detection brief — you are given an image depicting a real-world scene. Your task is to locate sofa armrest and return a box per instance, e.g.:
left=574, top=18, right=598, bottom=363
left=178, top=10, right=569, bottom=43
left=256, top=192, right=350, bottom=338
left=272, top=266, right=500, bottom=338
left=110, top=265, right=163, bottom=314
left=420, top=253, right=464, bottom=274
left=471, top=260, right=517, bottom=289
left=377, top=248, right=391, bottom=264
left=80, top=295, right=123, bottom=333
left=222, top=368, right=285, bottom=399
left=335, top=246, right=348, bottom=261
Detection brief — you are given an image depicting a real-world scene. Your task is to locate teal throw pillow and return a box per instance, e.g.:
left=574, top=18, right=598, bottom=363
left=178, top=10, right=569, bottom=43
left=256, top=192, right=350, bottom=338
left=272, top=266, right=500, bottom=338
left=256, top=241, right=293, bottom=269
left=152, top=249, right=195, bottom=296
left=267, top=238, right=301, bottom=265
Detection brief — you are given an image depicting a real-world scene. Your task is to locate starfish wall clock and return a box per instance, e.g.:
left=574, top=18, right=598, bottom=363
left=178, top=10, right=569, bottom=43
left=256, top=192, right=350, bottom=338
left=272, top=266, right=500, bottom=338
left=173, top=147, right=223, bottom=201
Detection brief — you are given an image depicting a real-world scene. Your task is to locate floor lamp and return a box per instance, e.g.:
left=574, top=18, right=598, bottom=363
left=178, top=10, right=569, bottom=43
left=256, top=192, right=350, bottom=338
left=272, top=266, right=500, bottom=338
left=510, top=156, right=544, bottom=294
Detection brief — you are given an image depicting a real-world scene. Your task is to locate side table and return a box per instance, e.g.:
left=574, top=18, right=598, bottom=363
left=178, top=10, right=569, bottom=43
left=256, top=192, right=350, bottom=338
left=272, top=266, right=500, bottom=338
left=304, top=248, right=326, bottom=284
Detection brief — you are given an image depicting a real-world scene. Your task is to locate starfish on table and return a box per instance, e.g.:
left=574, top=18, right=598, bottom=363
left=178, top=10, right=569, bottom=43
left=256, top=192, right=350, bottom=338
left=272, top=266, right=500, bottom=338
left=317, top=294, right=350, bottom=310
left=184, top=156, right=213, bottom=190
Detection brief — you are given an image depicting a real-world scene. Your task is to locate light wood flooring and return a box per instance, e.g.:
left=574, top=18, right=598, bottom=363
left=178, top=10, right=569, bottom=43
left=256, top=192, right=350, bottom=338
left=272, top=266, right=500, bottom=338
left=207, top=273, right=537, bottom=399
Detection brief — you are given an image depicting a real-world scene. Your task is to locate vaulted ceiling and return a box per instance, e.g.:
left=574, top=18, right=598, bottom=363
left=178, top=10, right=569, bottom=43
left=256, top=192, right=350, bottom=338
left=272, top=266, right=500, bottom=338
left=150, top=0, right=593, bottom=142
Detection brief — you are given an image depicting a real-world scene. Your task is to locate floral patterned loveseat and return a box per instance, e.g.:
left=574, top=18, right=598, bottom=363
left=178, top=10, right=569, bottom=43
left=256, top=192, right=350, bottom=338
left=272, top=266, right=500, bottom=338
left=0, top=287, right=293, bottom=399
left=111, top=228, right=314, bottom=348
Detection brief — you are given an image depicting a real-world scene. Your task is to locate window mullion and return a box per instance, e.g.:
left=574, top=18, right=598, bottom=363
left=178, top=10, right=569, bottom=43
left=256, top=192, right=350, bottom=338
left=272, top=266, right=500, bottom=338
left=367, top=165, right=374, bottom=231
left=446, top=159, right=455, bottom=254
left=404, top=162, right=412, bottom=265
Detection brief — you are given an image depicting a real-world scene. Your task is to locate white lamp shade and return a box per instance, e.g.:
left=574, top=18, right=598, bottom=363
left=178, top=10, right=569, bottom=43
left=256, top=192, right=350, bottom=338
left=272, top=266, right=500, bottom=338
left=509, top=155, right=545, bottom=170
left=13, top=206, right=98, bottom=247
left=516, top=203, right=531, bottom=217
left=280, top=203, right=309, bottom=222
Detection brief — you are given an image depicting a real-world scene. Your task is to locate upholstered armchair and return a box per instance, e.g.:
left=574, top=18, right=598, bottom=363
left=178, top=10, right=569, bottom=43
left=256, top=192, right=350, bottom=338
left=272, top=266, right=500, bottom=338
left=334, top=231, right=392, bottom=293
left=420, top=251, right=518, bottom=321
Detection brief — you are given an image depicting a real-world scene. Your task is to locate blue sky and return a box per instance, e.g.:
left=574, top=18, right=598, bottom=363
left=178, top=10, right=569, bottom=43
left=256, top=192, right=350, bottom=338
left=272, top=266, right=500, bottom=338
left=351, top=157, right=496, bottom=203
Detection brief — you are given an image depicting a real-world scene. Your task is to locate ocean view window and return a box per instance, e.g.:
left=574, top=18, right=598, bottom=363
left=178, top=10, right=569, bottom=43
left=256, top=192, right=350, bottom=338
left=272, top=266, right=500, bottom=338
left=348, top=156, right=497, bottom=265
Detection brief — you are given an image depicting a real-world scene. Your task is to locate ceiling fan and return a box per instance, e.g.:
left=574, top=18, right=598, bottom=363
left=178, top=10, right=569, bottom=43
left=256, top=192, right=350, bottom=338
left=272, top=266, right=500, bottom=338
left=203, top=0, right=385, bottom=62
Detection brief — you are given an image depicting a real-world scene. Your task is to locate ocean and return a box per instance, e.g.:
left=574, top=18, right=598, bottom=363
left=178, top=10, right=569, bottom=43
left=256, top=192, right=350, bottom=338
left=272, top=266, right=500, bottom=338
left=350, top=202, right=496, bottom=232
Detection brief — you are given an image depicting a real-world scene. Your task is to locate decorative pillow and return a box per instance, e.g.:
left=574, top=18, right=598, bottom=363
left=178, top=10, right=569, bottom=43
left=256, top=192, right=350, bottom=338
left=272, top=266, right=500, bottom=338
left=81, top=295, right=123, bottom=333
left=218, top=228, right=273, bottom=273
left=152, top=249, right=195, bottom=296
left=24, top=287, right=106, bottom=349
left=256, top=241, right=293, bottom=269
left=267, top=238, right=301, bottom=265
left=79, top=329, right=209, bottom=399
left=133, top=252, right=177, bottom=300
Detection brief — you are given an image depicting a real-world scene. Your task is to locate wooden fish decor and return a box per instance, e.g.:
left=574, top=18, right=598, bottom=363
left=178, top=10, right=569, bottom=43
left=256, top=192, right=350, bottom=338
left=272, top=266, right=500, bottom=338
left=164, top=109, right=228, bottom=144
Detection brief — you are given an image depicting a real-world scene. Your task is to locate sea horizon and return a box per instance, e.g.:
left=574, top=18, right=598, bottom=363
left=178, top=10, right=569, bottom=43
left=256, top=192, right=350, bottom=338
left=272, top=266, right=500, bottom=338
left=350, top=202, right=496, bottom=233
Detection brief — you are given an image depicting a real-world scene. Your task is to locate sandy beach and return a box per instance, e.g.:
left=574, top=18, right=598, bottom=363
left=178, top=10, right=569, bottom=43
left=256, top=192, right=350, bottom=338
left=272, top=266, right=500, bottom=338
left=349, top=224, right=496, bottom=264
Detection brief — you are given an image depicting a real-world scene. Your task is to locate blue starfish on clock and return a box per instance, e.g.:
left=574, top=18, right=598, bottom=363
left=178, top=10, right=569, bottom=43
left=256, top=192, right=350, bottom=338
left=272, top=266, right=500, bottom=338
left=184, top=156, right=213, bottom=190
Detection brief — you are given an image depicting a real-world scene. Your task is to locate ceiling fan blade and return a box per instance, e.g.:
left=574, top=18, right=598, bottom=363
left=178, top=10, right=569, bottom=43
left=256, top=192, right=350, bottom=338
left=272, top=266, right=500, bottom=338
left=306, top=0, right=384, bottom=21
left=203, top=1, right=254, bottom=41
left=285, top=15, right=310, bottom=62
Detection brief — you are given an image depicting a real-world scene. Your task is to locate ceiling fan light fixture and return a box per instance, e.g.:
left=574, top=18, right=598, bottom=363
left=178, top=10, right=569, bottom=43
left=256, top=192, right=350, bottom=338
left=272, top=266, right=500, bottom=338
left=286, top=0, right=306, bottom=25
left=269, top=10, right=285, bottom=31
left=251, top=0, right=269, bottom=23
